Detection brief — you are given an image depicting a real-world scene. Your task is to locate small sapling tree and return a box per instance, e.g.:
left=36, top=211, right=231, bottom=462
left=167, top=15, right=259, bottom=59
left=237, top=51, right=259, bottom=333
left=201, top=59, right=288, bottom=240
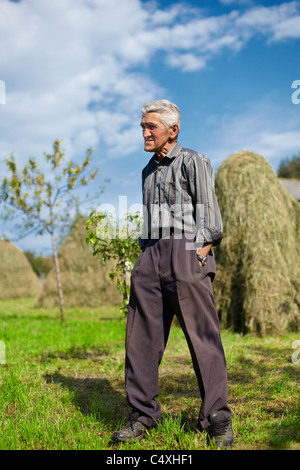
left=86, top=211, right=142, bottom=316
left=1, top=140, right=101, bottom=325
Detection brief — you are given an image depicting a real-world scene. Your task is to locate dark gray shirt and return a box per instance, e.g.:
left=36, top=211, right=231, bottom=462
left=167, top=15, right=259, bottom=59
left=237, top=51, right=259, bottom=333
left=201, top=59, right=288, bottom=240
left=139, top=142, right=223, bottom=249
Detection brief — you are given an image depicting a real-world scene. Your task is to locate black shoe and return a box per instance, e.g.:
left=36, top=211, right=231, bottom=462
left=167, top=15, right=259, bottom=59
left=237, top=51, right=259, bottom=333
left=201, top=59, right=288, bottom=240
left=206, top=411, right=234, bottom=448
left=112, top=412, right=148, bottom=442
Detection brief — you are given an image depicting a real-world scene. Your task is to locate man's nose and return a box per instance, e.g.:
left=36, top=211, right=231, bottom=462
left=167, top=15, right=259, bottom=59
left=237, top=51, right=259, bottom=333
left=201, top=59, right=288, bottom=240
left=143, top=127, right=151, bottom=138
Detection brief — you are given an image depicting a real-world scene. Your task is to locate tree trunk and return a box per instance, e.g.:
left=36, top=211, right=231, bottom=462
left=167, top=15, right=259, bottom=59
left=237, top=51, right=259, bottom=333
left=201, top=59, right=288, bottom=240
left=121, top=264, right=129, bottom=315
left=51, top=230, right=65, bottom=326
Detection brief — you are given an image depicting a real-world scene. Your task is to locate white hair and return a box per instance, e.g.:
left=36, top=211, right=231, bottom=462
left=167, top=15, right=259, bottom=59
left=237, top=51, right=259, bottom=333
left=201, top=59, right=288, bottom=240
left=141, top=99, right=181, bottom=130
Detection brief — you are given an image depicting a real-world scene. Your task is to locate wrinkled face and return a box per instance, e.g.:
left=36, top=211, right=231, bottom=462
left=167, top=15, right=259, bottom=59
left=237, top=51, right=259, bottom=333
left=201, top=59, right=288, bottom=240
left=140, top=112, right=178, bottom=156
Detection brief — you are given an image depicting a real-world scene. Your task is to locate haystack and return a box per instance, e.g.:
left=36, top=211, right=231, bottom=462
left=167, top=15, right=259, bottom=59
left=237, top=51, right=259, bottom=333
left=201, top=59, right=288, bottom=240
left=0, top=240, right=42, bottom=299
left=213, top=150, right=300, bottom=336
left=36, top=217, right=121, bottom=308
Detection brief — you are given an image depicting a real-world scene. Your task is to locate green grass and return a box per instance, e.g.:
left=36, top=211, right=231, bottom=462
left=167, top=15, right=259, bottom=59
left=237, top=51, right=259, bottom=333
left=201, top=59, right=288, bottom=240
left=0, top=298, right=299, bottom=450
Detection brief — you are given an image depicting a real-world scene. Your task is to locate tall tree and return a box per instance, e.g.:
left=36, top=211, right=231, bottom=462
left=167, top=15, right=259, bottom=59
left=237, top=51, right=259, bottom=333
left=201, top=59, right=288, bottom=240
left=1, top=140, right=101, bottom=325
left=278, top=152, right=300, bottom=179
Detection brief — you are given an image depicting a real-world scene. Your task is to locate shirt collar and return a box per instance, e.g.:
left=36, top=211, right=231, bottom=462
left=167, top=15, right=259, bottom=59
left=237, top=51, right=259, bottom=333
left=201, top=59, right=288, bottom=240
left=150, top=142, right=182, bottom=164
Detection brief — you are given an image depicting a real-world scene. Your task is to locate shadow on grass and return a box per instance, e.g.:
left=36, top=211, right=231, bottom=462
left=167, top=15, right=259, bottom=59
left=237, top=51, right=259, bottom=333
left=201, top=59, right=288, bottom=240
left=40, top=345, right=109, bottom=362
left=43, top=340, right=299, bottom=449
left=226, top=343, right=299, bottom=382
left=226, top=343, right=300, bottom=449
left=44, top=372, right=128, bottom=427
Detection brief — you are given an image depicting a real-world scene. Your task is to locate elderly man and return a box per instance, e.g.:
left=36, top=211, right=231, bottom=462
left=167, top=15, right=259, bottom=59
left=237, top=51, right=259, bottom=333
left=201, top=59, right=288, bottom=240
left=113, top=100, right=233, bottom=447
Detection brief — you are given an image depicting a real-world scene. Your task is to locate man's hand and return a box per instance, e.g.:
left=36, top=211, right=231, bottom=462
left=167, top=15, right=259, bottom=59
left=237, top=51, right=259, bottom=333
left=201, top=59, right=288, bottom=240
left=196, top=243, right=213, bottom=270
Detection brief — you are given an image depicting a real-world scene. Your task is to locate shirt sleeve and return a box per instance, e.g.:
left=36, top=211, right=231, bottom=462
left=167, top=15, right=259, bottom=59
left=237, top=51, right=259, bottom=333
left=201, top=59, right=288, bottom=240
left=186, top=152, right=223, bottom=248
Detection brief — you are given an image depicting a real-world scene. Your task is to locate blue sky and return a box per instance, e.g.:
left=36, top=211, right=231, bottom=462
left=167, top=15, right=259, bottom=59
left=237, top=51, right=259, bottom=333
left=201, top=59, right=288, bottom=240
left=0, top=0, right=300, bottom=254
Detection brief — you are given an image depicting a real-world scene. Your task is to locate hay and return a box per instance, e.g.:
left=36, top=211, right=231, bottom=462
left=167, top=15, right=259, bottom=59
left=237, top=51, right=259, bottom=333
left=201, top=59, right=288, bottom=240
left=36, top=217, right=121, bottom=308
left=213, top=150, right=300, bottom=336
left=0, top=240, right=42, bottom=299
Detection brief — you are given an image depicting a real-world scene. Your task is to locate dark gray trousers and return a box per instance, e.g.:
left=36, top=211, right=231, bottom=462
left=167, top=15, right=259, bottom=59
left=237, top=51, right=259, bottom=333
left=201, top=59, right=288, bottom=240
left=125, top=234, right=231, bottom=429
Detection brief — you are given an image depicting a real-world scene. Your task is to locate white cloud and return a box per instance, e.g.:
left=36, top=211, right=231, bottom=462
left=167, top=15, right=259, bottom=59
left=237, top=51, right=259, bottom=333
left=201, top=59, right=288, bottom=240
left=272, top=15, right=300, bottom=40
left=167, top=53, right=207, bottom=72
left=219, top=0, right=252, bottom=4
left=204, top=101, right=300, bottom=170
left=235, top=2, right=300, bottom=40
left=0, top=0, right=299, bottom=167
left=0, top=0, right=164, bottom=163
left=1, top=0, right=300, bottom=253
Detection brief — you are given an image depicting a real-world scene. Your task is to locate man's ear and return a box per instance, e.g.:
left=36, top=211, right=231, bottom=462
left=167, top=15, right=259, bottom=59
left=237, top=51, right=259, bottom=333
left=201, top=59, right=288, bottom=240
left=169, top=124, right=179, bottom=139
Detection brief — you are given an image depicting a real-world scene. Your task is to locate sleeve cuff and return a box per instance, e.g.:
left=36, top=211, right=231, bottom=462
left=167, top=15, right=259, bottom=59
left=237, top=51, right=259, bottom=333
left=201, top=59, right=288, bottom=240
left=194, top=228, right=223, bottom=248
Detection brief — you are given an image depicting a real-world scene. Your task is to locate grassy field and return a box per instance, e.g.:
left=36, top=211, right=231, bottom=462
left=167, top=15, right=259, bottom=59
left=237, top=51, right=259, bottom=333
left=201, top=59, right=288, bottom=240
left=0, top=297, right=299, bottom=451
